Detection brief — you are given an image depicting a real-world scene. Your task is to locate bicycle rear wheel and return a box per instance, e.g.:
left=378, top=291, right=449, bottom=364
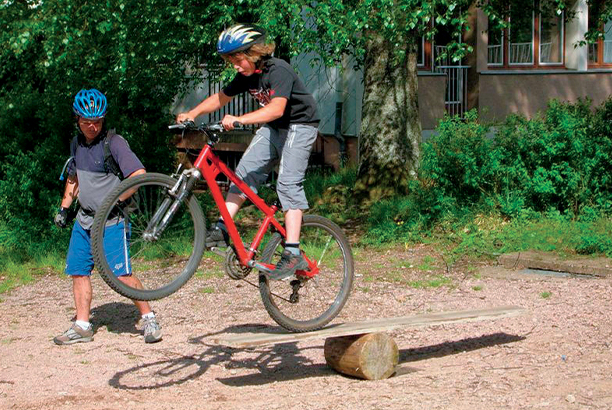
left=259, top=215, right=354, bottom=332
left=91, top=173, right=206, bottom=301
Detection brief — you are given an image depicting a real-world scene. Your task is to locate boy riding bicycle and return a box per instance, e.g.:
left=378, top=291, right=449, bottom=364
left=176, top=24, right=320, bottom=281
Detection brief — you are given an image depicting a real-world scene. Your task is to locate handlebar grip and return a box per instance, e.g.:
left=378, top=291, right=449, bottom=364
left=168, top=120, right=196, bottom=130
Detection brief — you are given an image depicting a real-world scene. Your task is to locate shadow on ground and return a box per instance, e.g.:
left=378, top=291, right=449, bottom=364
left=108, top=324, right=524, bottom=389
left=90, top=302, right=141, bottom=335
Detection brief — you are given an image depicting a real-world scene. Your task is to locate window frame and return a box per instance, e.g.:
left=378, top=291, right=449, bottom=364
left=588, top=14, right=612, bottom=68
left=487, top=1, right=566, bottom=70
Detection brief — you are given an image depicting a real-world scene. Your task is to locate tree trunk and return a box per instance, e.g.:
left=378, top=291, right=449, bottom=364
left=354, top=32, right=421, bottom=203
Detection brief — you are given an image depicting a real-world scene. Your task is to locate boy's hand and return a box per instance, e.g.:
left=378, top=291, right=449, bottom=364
left=222, top=115, right=241, bottom=130
left=54, top=207, right=69, bottom=228
left=176, top=112, right=193, bottom=123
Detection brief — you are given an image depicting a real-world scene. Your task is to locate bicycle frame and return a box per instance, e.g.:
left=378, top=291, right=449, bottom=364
left=192, top=142, right=287, bottom=271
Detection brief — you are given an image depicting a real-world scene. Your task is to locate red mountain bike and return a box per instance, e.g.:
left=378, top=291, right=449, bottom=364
left=90, top=122, right=354, bottom=332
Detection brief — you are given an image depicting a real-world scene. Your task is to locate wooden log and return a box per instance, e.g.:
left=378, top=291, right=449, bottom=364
left=324, top=332, right=398, bottom=380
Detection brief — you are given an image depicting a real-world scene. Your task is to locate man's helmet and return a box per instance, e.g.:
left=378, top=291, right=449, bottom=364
left=73, top=89, right=107, bottom=119
left=217, top=24, right=266, bottom=55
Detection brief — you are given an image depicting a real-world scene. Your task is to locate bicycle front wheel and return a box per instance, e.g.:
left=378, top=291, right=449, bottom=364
left=91, top=173, right=206, bottom=301
left=259, top=215, right=354, bottom=332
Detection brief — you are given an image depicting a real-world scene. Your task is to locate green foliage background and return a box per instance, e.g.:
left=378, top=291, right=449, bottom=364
left=0, top=0, right=259, bottom=259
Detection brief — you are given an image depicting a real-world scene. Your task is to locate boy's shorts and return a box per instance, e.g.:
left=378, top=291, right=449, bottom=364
left=65, top=220, right=131, bottom=277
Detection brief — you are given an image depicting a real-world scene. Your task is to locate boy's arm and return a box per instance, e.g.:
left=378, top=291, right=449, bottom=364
left=176, top=92, right=233, bottom=123
left=223, top=97, right=287, bottom=129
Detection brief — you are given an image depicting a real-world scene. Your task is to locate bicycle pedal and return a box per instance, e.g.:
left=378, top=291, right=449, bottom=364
left=210, top=247, right=228, bottom=257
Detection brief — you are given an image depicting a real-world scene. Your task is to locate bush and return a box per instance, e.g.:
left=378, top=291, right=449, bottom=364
left=366, top=97, right=612, bottom=256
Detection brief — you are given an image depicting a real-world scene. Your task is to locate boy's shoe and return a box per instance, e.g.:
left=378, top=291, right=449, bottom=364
left=143, top=316, right=162, bottom=344
left=54, top=324, right=94, bottom=345
left=205, top=225, right=229, bottom=248
left=268, top=250, right=309, bottom=281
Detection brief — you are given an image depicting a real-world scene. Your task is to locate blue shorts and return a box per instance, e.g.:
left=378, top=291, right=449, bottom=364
left=65, top=220, right=132, bottom=277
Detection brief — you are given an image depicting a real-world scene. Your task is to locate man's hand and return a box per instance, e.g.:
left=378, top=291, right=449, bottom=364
left=54, top=207, right=69, bottom=228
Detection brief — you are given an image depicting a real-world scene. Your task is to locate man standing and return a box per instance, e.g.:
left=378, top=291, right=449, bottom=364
left=54, top=88, right=162, bottom=345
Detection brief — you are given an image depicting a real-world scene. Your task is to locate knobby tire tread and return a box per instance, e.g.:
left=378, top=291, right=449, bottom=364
left=91, top=173, right=206, bottom=301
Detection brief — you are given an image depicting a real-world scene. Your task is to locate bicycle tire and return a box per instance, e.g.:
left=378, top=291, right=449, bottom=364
left=91, top=173, right=206, bottom=301
left=259, top=215, right=354, bottom=332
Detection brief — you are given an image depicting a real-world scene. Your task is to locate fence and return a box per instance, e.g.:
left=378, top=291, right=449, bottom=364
left=435, top=65, right=470, bottom=117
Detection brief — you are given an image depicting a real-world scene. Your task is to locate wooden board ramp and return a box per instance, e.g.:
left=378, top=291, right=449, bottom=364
left=213, top=306, right=525, bottom=380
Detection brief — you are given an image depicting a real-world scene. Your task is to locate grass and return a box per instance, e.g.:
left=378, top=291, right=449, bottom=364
left=0, top=251, right=65, bottom=295
left=540, top=291, right=552, bottom=299
left=408, top=275, right=452, bottom=289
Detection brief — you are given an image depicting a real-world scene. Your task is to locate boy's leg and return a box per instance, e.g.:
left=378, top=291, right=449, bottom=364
left=267, top=124, right=318, bottom=280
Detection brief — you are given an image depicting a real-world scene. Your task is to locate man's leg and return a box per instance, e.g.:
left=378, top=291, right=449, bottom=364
left=73, top=275, right=93, bottom=322
left=117, top=275, right=151, bottom=315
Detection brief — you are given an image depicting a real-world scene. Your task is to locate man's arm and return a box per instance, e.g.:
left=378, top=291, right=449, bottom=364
left=118, top=168, right=146, bottom=202
left=60, top=175, right=79, bottom=208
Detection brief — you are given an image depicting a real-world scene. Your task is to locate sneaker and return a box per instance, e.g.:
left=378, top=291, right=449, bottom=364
left=143, top=316, right=162, bottom=344
left=54, top=324, right=94, bottom=345
left=205, top=225, right=229, bottom=248
left=268, top=250, right=309, bottom=281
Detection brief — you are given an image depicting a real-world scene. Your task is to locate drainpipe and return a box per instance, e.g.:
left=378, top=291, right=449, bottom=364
left=334, top=101, right=346, bottom=167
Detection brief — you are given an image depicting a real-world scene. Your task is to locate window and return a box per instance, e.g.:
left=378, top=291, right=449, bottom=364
left=487, top=1, right=565, bottom=68
left=509, top=8, right=534, bottom=64
left=417, top=36, right=425, bottom=67
left=588, top=5, right=612, bottom=66
left=539, top=12, right=563, bottom=64
left=488, top=27, right=503, bottom=65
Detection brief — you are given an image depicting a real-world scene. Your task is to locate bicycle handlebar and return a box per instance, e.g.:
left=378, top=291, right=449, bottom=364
left=168, top=121, right=242, bottom=133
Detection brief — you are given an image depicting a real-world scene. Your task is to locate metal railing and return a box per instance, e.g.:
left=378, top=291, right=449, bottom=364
left=435, top=65, right=470, bottom=117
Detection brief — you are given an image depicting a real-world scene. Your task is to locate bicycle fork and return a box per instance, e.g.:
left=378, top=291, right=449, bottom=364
left=142, top=169, right=201, bottom=241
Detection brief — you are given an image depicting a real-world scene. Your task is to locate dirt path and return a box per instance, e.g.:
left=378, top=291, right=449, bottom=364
left=1, top=246, right=612, bottom=410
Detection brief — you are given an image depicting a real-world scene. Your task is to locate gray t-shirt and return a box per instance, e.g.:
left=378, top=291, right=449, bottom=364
left=68, top=130, right=144, bottom=229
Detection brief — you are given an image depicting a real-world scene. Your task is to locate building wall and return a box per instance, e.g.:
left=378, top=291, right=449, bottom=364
left=479, top=71, right=612, bottom=122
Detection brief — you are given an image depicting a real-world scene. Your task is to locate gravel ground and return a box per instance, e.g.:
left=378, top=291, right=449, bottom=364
left=1, top=245, right=612, bottom=410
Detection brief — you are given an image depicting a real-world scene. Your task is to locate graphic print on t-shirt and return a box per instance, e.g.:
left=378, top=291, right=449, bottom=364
left=249, top=87, right=275, bottom=107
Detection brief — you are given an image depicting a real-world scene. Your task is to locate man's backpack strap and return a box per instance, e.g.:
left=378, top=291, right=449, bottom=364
left=103, top=129, right=124, bottom=180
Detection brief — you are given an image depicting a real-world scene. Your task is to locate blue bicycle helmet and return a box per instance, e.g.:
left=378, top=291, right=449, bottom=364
left=217, top=24, right=266, bottom=55
left=73, top=89, right=107, bottom=119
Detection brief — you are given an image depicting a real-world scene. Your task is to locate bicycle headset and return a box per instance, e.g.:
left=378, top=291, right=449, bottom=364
left=217, top=24, right=266, bottom=55
left=73, top=89, right=107, bottom=119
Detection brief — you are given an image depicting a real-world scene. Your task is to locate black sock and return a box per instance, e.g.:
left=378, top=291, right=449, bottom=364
left=285, top=242, right=300, bottom=256
left=216, top=219, right=227, bottom=232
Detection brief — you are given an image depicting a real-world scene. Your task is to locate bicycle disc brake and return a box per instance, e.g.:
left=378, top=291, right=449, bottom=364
left=224, top=247, right=252, bottom=280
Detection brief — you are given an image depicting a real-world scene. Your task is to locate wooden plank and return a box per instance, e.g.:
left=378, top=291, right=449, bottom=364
left=498, top=251, right=611, bottom=277
left=213, top=306, right=525, bottom=348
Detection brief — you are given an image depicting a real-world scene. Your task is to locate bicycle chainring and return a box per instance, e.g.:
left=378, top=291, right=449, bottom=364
left=224, top=247, right=252, bottom=280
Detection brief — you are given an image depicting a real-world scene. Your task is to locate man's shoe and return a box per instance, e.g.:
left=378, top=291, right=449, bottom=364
left=205, top=225, right=229, bottom=248
left=143, top=316, right=162, bottom=344
left=54, top=324, right=94, bottom=345
left=268, top=250, right=309, bottom=281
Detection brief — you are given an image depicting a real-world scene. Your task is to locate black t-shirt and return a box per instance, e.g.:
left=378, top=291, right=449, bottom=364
left=222, top=57, right=320, bottom=130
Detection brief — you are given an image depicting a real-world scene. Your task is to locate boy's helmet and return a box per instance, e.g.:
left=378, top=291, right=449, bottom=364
left=217, top=24, right=266, bottom=55
left=73, top=89, right=107, bottom=119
